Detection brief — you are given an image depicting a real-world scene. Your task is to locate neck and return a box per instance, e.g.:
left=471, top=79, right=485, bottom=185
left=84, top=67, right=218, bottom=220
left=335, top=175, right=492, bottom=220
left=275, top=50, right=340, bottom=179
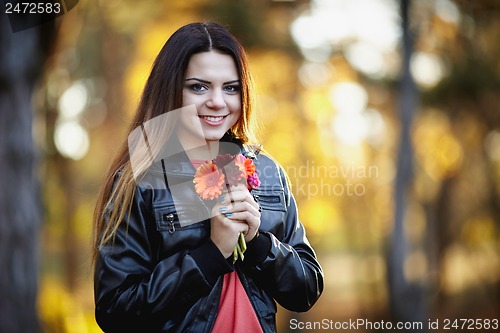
left=177, top=131, right=219, bottom=160
left=185, top=140, right=219, bottom=161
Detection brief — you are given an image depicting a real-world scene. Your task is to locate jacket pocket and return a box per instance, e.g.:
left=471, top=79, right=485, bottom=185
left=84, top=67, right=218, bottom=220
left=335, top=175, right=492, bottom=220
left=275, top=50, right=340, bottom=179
left=252, top=186, right=286, bottom=212
left=155, top=205, right=210, bottom=232
left=153, top=203, right=211, bottom=256
left=252, top=186, right=287, bottom=238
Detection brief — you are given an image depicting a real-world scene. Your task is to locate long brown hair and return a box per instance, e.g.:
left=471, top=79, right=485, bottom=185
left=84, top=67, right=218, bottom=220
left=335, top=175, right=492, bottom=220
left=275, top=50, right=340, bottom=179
left=92, top=22, right=257, bottom=263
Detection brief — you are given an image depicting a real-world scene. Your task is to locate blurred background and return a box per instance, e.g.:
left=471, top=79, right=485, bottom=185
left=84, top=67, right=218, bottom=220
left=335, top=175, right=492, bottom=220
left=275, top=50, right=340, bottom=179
left=1, top=0, right=499, bottom=332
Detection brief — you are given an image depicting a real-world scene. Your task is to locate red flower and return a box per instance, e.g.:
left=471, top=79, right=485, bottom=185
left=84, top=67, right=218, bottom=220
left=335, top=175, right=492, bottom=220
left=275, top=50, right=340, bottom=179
left=194, top=154, right=260, bottom=201
left=193, top=153, right=261, bottom=263
left=213, top=154, right=234, bottom=169
left=223, top=163, right=246, bottom=186
left=234, top=154, right=259, bottom=188
left=233, top=154, right=246, bottom=177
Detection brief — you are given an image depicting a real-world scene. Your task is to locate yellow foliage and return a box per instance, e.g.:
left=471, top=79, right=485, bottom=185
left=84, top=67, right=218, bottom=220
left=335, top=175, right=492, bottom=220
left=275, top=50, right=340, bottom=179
left=329, top=55, right=359, bottom=82
left=462, top=215, right=497, bottom=248
left=413, top=110, right=463, bottom=180
left=38, top=278, right=102, bottom=333
left=299, top=198, right=341, bottom=236
left=250, top=50, right=297, bottom=95
left=301, top=88, right=334, bottom=122
left=123, top=16, right=200, bottom=115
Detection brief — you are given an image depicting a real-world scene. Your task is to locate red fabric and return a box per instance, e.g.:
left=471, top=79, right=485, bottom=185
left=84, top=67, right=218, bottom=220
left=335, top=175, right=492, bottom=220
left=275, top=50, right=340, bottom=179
left=190, top=159, right=207, bottom=171
left=190, top=159, right=262, bottom=333
left=212, top=271, right=263, bottom=333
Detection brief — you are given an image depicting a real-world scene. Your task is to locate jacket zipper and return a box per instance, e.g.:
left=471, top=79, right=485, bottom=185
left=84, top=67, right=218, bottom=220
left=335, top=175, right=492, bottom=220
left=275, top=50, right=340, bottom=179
left=257, top=195, right=280, bottom=204
left=163, top=212, right=212, bottom=234
left=163, top=213, right=176, bottom=234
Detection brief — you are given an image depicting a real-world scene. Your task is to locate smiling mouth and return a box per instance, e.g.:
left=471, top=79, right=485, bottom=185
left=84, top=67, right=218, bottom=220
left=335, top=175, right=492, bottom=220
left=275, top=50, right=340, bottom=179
left=198, top=115, right=229, bottom=122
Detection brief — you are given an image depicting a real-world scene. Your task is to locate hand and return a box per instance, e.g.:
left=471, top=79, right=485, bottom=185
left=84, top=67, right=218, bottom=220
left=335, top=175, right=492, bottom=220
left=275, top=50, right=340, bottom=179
left=210, top=200, right=249, bottom=259
left=219, top=183, right=261, bottom=243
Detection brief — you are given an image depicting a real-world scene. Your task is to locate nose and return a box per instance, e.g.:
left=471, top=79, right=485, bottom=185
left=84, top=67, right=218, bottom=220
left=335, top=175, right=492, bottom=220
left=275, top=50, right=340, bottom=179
left=206, top=89, right=226, bottom=110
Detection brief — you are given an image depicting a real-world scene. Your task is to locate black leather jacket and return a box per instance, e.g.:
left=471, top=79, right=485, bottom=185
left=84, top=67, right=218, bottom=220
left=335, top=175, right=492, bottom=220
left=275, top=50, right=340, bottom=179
left=94, top=136, right=324, bottom=333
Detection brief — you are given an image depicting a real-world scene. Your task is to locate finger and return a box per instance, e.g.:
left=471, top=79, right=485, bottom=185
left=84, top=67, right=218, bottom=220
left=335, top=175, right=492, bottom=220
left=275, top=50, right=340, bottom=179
left=220, top=189, right=259, bottom=209
left=225, top=211, right=260, bottom=225
left=220, top=183, right=248, bottom=199
left=213, top=195, right=238, bottom=213
left=221, top=212, right=249, bottom=226
left=224, top=201, right=260, bottom=217
left=233, top=221, right=249, bottom=234
left=211, top=212, right=248, bottom=234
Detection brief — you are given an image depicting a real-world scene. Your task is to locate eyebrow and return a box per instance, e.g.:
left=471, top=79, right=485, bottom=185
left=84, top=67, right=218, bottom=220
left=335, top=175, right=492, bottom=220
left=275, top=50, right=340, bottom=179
left=185, top=78, right=241, bottom=85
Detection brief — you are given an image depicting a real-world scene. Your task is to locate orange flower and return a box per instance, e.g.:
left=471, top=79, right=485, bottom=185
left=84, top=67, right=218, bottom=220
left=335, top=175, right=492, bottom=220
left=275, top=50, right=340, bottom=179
left=233, top=154, right=248, bottom=179
left=193, top=161, right=225, bottom=200
left=234, top=154, right=256, bottom=176
left=243, top=157, right=256, bottom=176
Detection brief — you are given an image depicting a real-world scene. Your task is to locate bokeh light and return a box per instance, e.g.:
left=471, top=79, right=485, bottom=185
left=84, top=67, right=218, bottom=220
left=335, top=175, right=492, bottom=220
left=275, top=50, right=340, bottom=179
left=54, top=120, right=90, bottom=160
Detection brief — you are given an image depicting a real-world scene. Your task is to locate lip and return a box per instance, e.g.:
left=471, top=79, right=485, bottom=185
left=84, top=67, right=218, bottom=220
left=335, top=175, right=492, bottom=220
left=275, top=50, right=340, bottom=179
left=198, top=114, right=229, bottom=126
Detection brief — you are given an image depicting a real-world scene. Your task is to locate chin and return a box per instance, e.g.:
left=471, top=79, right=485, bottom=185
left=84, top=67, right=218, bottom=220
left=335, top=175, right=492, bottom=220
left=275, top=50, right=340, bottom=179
left=203, top=133, right=225, bottom=142
left=202, top=128, right=229, bottom=141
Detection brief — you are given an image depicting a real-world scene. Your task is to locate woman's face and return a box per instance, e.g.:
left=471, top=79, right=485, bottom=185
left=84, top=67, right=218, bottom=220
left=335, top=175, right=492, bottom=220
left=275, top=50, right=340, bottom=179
left=179, top=50, right=242, bottom=144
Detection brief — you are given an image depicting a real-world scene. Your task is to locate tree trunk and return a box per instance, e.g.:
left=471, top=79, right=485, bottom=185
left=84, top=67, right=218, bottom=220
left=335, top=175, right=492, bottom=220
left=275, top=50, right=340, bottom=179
left=0, top=12, right=55, bottom=333
left=387, top=0, right=426, bottom=330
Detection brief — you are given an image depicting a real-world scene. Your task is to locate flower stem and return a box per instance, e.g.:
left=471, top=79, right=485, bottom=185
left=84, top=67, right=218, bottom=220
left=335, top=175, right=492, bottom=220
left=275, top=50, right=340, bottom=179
left=239, top=232, right=247, bottom=252
left=232, top=232, right=247, bottom=263
left=232, top=247, right=238, bottom=264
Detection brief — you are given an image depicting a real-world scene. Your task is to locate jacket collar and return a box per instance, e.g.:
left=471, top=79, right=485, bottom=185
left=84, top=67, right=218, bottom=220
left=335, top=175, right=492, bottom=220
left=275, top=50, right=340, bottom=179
left=159, top=132, right=245, bottom=177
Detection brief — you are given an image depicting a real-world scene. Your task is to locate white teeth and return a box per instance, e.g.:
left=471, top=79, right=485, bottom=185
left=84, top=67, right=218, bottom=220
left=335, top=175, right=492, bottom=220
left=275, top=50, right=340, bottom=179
left=201, top=116, right=224, bottom=122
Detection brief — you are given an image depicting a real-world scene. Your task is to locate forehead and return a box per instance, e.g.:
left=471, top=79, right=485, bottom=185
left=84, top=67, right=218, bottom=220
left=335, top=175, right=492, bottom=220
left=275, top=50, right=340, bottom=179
left=185, top=51, right=239, bottom=80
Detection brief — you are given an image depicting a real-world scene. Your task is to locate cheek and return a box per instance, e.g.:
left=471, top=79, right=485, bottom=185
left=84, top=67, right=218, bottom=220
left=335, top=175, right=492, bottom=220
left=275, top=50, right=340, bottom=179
left=228, top=103, right=241, bottom=123
left=181, top=91, right=189, bottom=106
left=227, top=96, right=242, bottom=113
left=229, top=109, right=242, bottom=127
left=182, top=91, right=201, bottom=107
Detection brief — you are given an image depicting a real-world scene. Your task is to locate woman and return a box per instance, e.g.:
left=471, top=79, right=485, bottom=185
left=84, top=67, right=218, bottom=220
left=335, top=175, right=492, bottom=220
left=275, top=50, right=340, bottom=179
left=93, top=22, right=323, bottom=333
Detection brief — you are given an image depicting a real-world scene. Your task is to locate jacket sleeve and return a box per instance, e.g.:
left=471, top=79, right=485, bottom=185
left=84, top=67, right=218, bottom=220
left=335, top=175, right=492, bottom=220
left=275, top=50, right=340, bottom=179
left=243, top=165, right=324, bottom=312
left=94, top=186, right=232, bottom=332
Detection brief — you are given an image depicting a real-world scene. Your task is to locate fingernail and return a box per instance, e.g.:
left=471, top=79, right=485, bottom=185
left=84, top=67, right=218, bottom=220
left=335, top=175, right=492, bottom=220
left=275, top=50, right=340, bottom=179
left=219, top=206, right=227, bottom=212
left=225, top=213, right=233, bottom=217
left=219, top=196, right=225, bottom=203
